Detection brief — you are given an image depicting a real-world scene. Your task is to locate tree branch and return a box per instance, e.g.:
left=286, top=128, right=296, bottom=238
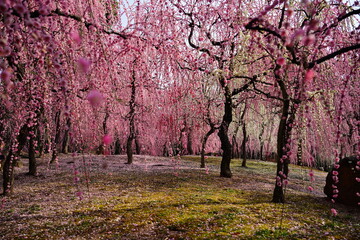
left=308, top=43, right=360, bottom=68
left=50, top=9, right=130, bottom=39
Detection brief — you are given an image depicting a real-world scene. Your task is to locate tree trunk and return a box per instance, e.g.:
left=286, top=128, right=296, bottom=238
left=231, top=135, right=239, bottom=158
left=2, top=151, right=15, bottom=196
left=297, top=139, right=303, bottom=165
left=51, top=111, right=61, bottom=163
left=187, top=126, right=194, bottom=155
left=28, top=132, right=37, bottom=176
left=2, top=125, right=29, bottom=195
left=218, top=85, right=233, bottom=178
left=200, top=127, right=215, bottom=168
left=272, top=78, right=291, bottom=203
left=114, top=138, right=121, bottom=155
left=61, top=117, right=71, bottom=154
left=126, top=136, right=133, bottom=164
left=135, top=136, right=141, bottom=154
left=126, top=58, right=137, bottom=164
left=241, top=122, right=247, bottom=167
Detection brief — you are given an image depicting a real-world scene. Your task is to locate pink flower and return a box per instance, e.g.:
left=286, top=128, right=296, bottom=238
left=309, top=170, right=314, bottom=177
left=304, top=69, right=315, bottom=83
left=308, top=19, right=319, bottom=31
left=70, top=31, right=82, bottom=45
left=0, top=2, right=9, bottom=13
left=39, top=6, right=50, bottom=15
left=308, top=186, right=314, bottom=192
left=293, top=29, right=305, bottom=41
left=0, top=46, right=11, bottom=57
left=303, top=34, right=315, bottom=46
left=334, top=164, right=340, bottom=169
left=276, top=57, right=286, bottom=66
left=78, top=58, right=91, bottom=73
left=331, top=208, right=338, bottom=217
left=332, top=176, right=339, bottom=183
left=103, top=134, right=112, bottom=145
left=87, top=90, right=103, bottom=108
left=1, top=69, right=11, bottom=85
left=14, top=4, right=26, bottom=15
left=332, top=171, right=338, bottom=176
left=283, top=179, right=289, bottom=185
left=286, top=8, right=294, bottom=17
left=356, top=178, right=360, bottom=183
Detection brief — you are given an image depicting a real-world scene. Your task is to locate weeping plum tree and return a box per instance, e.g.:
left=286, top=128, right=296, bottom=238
left=0, top=0, right=130, bottom=195
left=161, top=0, right=263, bottom=177
left=244, top=0, right=360, bottom=202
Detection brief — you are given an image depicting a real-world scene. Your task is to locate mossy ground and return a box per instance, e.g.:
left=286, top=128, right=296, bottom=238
left=0, top=155, right=359, bottom=239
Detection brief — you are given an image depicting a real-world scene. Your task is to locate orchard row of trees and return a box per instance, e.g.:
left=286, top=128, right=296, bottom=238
left=0, top=0, right=359, bottom=203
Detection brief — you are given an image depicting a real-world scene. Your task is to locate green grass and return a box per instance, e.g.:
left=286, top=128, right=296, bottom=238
left=0, top=156, right=359, bottom=239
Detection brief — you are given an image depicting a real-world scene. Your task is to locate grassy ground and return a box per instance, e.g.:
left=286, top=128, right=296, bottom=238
left=0, top=154, right=359, bottom=239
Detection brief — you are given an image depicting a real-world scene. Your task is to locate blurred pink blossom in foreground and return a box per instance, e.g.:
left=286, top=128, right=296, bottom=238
left=87, top=90, right=103, bottom=108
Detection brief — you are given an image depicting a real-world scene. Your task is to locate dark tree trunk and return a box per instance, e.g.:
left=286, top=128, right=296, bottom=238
left=28, top=131, right=37, bottom=176
left=231, top=135, right=239, bottom=159
left=126, top=136, right=133, bottom=164
left=241, top=122, right=247, bottom=167
left=187, top=126, right=194, bottom=155
left=272, top=77, right=297, bottom=203
left=61, top=117, right=71, bottom=154
left=114, top=138, right=121, bottom=155
left=2, top=125, right=29, bottom=195
left=200, top=127, right=216, bottom=168
left=51, top=111, right=61, bottom=163
left=260, top=143, right=264, bottom=160
left=259, top=122, right=265, bottom=160
left=135, top=136, right=141, bottom=155
left=218, top=85, right=233, bottom=178
left=97, top=107, right=110, bottom=155
left=126, top=59, right=137, bottom=164
left=240, top=103, right=248, bottom=167
left=43, top=125, right=51, bottom=154
left=2, top=151, right=15, bottom=196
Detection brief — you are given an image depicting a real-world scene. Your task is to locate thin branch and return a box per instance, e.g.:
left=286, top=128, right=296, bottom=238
left=245, top=19, right=283, bottom=39
left=48, top=9, right=130, bottom=39
left=231, top=76, right=256, bottom=96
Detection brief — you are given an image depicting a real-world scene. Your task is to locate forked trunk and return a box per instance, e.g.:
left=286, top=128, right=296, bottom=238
left=200, top=127, right=215, bottom=168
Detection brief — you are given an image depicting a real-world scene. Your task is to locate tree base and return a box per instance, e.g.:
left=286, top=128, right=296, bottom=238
left=220, top=170, right=232, bottom=178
